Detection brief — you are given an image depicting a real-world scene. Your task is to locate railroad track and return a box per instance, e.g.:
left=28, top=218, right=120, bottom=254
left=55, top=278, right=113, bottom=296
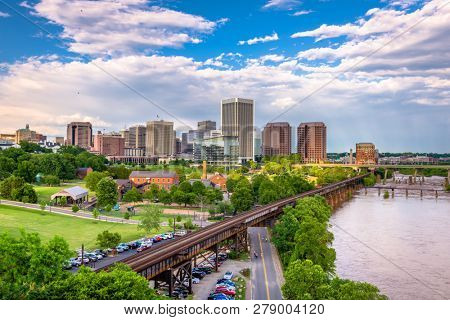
left=100, top=174, right=366, bottom=273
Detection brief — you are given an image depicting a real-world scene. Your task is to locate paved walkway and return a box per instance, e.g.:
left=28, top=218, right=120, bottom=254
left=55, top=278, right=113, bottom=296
left=0, top=199, right=137, bottom=224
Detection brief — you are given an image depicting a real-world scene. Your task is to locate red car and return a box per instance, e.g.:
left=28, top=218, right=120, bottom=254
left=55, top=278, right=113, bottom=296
left=215, top=287, right=235, bottom=296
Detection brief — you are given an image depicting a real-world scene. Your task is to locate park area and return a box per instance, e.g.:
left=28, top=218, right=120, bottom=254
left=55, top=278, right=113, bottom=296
left=0, top=204, right=170, bottom=250
left=33, top=181, right=94, bottom=203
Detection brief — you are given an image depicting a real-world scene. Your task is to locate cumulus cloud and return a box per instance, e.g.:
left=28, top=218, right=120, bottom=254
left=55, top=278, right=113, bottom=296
left=263, top=0, right=301, bottom=10
left=0, top=11, right=10, bottom=18
left=28, top=0, right=222, bottom=56
left=238, top=32, right=279, bottom=46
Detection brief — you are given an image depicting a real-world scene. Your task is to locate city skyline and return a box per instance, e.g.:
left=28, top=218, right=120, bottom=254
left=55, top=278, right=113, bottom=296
left=0, top=0, right=449, bottom=152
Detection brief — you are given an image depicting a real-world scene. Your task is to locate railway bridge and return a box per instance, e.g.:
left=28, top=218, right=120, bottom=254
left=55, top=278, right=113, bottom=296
left=100, top=174, right=367, bottom=296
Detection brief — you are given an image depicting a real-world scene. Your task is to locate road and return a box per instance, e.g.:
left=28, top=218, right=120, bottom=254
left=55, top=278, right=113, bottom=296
left=248, top=227, right=283, bottom=300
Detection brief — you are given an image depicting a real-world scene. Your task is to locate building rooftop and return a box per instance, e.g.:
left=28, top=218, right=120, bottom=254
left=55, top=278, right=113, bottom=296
left=129, top=170, right=177, bottom=178
left=51, top=186, right=88, bottom=201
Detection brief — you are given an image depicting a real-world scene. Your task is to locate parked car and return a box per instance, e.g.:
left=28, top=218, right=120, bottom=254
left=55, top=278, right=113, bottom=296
left=174, top=230, right=187, bottom=236
left=83, top=253, right=98, bottom=262
left=137, top=245, right=149, bottom=252
left=208, top=293, right=232, bottom=300
left=116, top=246, right=125, bottom=253
left=76, top=257, right=90, bottom=264
left=215, top=287, right=235, bottom=296
left=192, top=272, right=205, bottom=279
left=193, top=267, right=212, bottom=274
left=118, top=243, right=129, bottom=250
left=217, top=279, right=235, bottom=286
left=63, top=260, right=73, bottom=270
left=223, top=271, right=233, bottom=280
left=94, top=249, right=107, bottom=257
left=165, top=232, right=174, bottom=239
left=69, top=258, right=81, bottom=267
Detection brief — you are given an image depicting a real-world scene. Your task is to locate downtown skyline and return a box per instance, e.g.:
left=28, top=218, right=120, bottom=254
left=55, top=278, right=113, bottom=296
left=0, top=0, right=449, bottom=153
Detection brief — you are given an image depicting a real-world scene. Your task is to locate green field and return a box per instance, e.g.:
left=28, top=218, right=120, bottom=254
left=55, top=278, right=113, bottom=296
left=0, top=204, right=170, bottom=250
left=34, top=182, right=95, bottom=203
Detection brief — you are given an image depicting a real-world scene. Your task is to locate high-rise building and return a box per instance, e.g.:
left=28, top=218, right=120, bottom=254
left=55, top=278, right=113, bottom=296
left=55, top=137, right=65, bottom=145
left=146, top=120, right=174, bottom=156
left=181, top=132, right=193, bottom=154
left=66, top=122, right=92, bottom=149
left=254, top=127, right=262, bottom=159
left=198, top=120, right=216, bottom=132
left=175, top=137, right=182, bottom=154
left=221, top=98, right=254, bottom=162
left=93, top=132, right=125, bottom=156
left=15, top=124, right=38, bottom=144
left=297, top=122, right=327, bottom=163
left=262, top=122, right=291, bottom=157
left=129, top=125, right=146, bottom=149
left=356, top=143, right=377, bottom=165
left=201, top=135, right=239, bottom=166
left=120, top=129, right=130, bottom=147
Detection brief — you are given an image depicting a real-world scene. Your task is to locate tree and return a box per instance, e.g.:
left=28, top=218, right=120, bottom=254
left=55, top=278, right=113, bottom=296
left=230, top=180, right=254, bottom=213
left=178, top=181, right=192, bottom=193
left=138, top=205, right=162, bottom=234
left=122, top=187, right=143, bottom=204
left=35, top=264, right=160, bottom=300
left=176, top=215, right=182, bottom=223
left=96, top=230, right=121, bottom=249
left=282, top=260, right=331, bottom=300
left=258, top=179, right=279, bottom=205
left=172, top=190, right=185, bottom=206
left=59, top=197, right=67, bottom=207
left=143, top=184, right=159, bottom=202
left=0, top=175, right=25, bottom=199
left=191, top=180, right=206, bottom=195
left=328, top=278, right=387, bottom=300
left=272, top=209, right=301, bottom=267
left=39, top=200, right=47, bottom=211
left=158, top=188, right=172, bottom=205
left=72, top=205, right=80, bottom=213
left=92, top=208, right=100, bottom=219
left=291, top=216, right=336, bottom=273
left=96, top=177, right=118, bottom=208
left=183, top=218, right=195, bottom=230
left=42, top=175, right=60, bottom=186
left=84, top=171, right=108, bottom=192
left=0, top=231, right=72, bottom=299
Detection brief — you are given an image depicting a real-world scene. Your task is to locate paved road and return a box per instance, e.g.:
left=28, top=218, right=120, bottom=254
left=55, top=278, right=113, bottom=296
left=248, top=227, right=283, bottom=300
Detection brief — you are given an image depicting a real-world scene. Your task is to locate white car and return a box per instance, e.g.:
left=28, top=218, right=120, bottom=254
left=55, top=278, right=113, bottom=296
left=95, top=254, right=103, bottom=260
left=223, top=271, right=233, bottom=280
left=175, top=230, right=187, bottom=236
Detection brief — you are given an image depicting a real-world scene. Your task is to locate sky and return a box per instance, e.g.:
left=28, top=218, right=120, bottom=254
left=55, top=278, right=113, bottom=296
left=0, top=0, right=449, bottom=152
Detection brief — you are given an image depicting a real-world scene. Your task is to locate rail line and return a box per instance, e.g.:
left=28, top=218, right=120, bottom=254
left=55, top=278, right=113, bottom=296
left=100, top=174, right=367, bottom=275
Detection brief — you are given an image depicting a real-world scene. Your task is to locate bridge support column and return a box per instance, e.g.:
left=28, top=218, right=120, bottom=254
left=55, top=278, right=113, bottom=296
left=391, top=188, right=395, bottom=198
left=173, top=260, right=193, bottom=294
left=234, top=230, right=248, bottom=253
left=414, top=169, right=417, bottom=184
left=383, top=169, right=388, bottom=185
left=378, top=188, right=380, bottom=196
left=214, top=244, right=219, bottom=272
left=406, top=189, right=408, bottom=197
left=420, top=190, right=423, bottom=198
left=154, top=268, right=174, bottom=297
left=435, top=190, right=438, bottom=198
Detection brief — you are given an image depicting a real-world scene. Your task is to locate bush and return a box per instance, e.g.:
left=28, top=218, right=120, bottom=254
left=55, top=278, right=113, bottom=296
left=183, top=218, right=195, bottom=230
left=72, top=205, right=80, bottom=213
left=124, top=211, right=130, bottom=220
left=104, top=204, right=112, bottom=212
left=383, top=191, right=390, bottom=199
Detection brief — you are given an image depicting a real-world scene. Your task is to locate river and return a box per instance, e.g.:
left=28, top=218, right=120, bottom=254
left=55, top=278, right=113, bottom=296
left=330, top=177, right=450, bottom=300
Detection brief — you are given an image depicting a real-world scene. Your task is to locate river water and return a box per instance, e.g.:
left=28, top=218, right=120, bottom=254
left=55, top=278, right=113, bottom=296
left=330, top=178, right=450, bottom=300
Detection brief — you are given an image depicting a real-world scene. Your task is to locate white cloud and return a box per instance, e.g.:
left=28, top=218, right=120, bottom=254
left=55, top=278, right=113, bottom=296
left=238, top=32, right=279, bottom=46
left=292, top=10, right=313, bottom=16
left=0, top=11, right=10, bottom=18
left=28, top=0, right=223, bottom=56
left=263, top=0, right=301, bottom=10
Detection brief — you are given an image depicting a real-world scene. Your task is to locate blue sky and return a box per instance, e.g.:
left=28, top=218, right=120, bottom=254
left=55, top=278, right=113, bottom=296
left=0, top=0, right=448, bottom=152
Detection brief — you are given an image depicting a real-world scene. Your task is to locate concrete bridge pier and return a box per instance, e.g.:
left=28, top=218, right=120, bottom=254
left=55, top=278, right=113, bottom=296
left=413, top=169, right=417, bottom=184
left=435, top=190, right=438, bottom=198
left=406, top=189, right=408, bottom=198
left=391, top=188, right=395, bottom=198
left=383, top=169, right=388, bottom=185
left=420, top=190, right=423, bottom=198
left=378, top=188, right=381, bottom=196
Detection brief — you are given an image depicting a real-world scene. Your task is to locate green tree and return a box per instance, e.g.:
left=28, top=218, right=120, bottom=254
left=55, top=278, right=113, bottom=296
left=96, top=230, right=121, bottom=249
left=258, top=179, right=279, bottom=205
left=14, top=160, right=37, bottom=183
left=0, top=175, right=25, bottom=199
left=138, top=205, right=162, bottom=234
left=328, top=278, right=387, bottom=300
left=272, top=209, right=301, bottom=266
left=176, top=215, right=182, bottom=223
left=191, top=180, right=206, bottom=195
left=230, top=180, right=254, bottom=213
left=92, top=208, right=100, bottom=219
left=178, top=181, right=192, bottom=193
left=282, top=260, right=331, bottom=300
left=96, top=177, right=118, bottom=208
left=0, top=231, right=72, bottom=299
left=72, top=205, right=80, bottom=213
left=39, top=200, right=47, bottom=211
left=84, top=171, right=109, bottom=192
left=34, top=264, right=160, bottom=300
left=172, top=190, right=186, bottom=206
left=59, top=197, right=67, bottom=207
left=42, top=175, right=60, bottom=186
left=158, top=188, right=172, bottom=205
left=143, top=184, right=159, bottom=202
left=122, top=187, right=143, bottom=204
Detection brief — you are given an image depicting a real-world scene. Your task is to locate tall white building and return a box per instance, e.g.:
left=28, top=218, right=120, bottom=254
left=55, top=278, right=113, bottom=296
left=146, top=120, right=174, bottom=156
left=221, top=98, right=254, bottom=163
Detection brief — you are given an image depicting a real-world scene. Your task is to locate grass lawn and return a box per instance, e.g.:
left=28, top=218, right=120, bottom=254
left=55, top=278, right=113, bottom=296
left=0, top=204, right=170, bottom=251
left=34, top=182, right=95, bottom=203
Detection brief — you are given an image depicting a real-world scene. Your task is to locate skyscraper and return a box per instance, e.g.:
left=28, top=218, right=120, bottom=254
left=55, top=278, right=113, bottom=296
left=146, top=120, right=174, bottom=156
left=262, top=122, right=291, bottom=156
left=198, top=120, right=216, bottom=132
left=221, top=98, right=254, bottom=162
left=128, top=125, right=146, bottom=149
left=93, top=132, right=125, bottom=156
left=297, top=122, right=327, bottom=163
left=66, top=122, right=92, bottom=149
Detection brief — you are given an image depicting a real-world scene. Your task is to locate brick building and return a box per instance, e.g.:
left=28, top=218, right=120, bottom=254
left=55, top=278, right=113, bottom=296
left=129, top=171, right=179, bottom=190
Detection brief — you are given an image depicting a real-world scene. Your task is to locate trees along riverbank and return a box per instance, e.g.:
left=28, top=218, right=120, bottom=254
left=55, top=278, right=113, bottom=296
left=272, top=195, right=387, bottom=300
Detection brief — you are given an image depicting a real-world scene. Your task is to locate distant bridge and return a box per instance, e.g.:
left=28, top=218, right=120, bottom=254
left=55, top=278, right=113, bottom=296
left=294, top=163, right=450, bottom=170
